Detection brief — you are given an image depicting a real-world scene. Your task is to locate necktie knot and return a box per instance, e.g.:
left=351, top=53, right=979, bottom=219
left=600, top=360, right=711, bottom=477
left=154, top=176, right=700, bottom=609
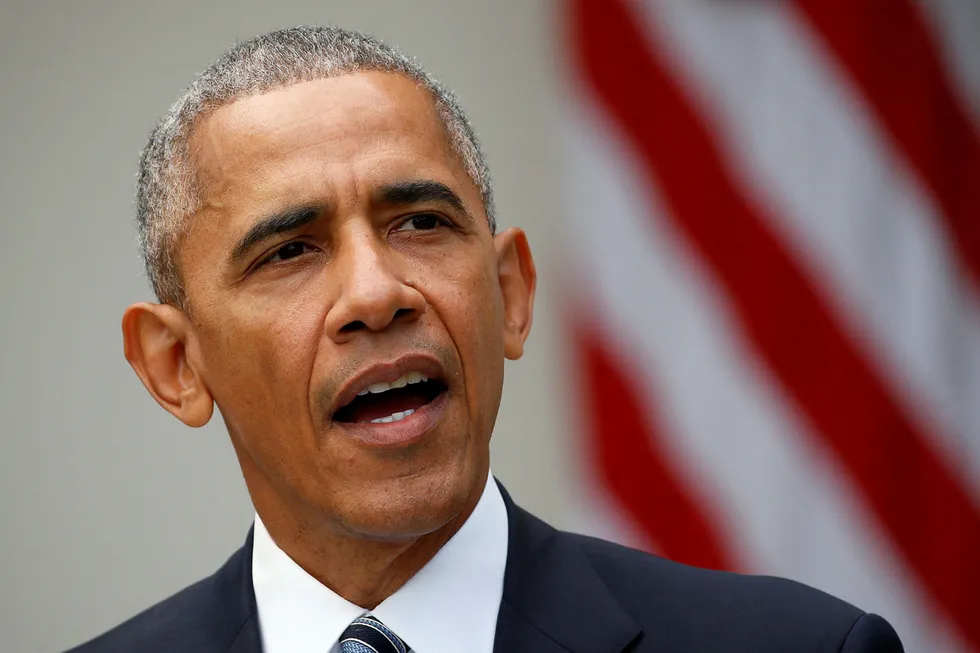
left=339, top=615, right=408, bottom=653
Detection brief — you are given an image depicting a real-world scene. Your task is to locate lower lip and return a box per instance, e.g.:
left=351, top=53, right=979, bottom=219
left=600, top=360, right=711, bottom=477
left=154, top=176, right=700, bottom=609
left=336, top=391, right=449, bottom=448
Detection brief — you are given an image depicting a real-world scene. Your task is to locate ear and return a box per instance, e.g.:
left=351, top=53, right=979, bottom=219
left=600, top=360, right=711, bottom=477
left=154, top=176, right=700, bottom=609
left=121, top=302, right=214, bottom=427
left=494, top=227, right=537, bottom=360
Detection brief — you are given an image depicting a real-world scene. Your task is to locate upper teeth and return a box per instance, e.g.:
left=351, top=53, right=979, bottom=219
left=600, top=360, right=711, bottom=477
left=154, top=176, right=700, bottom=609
left=357, top=371, right=428, bottom=396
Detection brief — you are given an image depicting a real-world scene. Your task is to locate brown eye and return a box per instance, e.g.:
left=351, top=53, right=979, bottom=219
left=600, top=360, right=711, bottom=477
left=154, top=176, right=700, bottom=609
left=397, top=213, right=444, bottom=231
left=264, top=241, right=313, bottom=264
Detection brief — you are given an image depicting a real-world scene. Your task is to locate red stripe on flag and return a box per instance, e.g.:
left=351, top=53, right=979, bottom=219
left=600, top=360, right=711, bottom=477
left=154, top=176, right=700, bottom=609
left=572, top=315, right=735, bottom=571
left=796, top=0, right=980, bottom=285
left=570, top=0, right=980, bottom=647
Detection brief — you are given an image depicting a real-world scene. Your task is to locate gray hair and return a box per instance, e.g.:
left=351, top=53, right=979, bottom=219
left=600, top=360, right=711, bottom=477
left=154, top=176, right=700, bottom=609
left=137, top=25, right=495, bottom=307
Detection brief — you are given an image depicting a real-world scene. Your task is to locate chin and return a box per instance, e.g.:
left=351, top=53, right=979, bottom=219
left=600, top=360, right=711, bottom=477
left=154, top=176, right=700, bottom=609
left=334, top=463, right=481, bottom=541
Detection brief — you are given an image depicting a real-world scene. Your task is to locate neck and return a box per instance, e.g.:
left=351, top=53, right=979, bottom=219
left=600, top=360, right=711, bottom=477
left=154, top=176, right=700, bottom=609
left=272, top=502, right=479, bottom=609
left=240, top=457, right=486, bottom=608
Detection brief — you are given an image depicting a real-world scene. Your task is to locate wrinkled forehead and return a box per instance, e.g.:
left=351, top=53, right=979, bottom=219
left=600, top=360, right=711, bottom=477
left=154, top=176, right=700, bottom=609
left=187, top=72, right=462, bottom=200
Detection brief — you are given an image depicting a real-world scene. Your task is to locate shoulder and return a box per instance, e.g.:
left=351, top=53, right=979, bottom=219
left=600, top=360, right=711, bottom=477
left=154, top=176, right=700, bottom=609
left=570, top=530, right=859, bottom=619
left=65, top=543, right=256, bottom=653
left=565, top=531, right=901, bottom=652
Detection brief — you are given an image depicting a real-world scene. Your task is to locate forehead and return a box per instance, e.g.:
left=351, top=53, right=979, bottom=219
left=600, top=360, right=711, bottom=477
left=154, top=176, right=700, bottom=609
left=188, top=72, right=464, bottom=205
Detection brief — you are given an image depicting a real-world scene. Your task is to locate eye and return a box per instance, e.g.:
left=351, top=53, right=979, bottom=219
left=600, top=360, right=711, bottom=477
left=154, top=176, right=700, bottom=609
left=258, top=241, right=315, bottom=267
left=395, top=212, right=446, bottom=232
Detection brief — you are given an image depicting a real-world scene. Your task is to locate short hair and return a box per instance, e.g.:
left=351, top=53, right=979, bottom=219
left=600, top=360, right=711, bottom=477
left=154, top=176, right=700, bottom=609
left=137, top=25, right=495, bottom=307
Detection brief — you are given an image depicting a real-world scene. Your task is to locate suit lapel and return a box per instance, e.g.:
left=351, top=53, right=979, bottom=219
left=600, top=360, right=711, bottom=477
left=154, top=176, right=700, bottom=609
left=493, top=601, right=575, bottom=653
left=494, top=483, right=641, bottom=653
left=223, top=528, right=263, bottom=653
left=225, top=615, right=262, bottom=653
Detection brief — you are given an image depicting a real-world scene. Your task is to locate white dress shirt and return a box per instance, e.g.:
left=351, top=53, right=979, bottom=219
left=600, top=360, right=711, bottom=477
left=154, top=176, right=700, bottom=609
left=252, top=473, right=508, bottom=653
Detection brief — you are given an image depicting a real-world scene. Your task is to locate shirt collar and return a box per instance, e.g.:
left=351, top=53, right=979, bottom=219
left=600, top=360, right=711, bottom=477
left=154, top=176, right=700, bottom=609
left=252, top=473, right=508, bottom=653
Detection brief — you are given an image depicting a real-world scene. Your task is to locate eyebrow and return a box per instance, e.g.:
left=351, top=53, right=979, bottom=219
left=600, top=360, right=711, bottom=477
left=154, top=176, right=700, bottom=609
left=374, top=180, right=472, bottom=220
left=230, top=205, right=322, bottom=264
left=228, top=181, right=471, bottom=265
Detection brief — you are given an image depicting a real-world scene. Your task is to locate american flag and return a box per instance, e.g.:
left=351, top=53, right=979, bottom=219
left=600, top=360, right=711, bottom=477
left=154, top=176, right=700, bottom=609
left=559, top=1, right=980, bottom=651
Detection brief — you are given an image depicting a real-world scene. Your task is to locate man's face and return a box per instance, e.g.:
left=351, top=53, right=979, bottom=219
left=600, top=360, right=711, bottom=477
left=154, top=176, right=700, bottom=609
left=172, top=73, right=530, bottom=539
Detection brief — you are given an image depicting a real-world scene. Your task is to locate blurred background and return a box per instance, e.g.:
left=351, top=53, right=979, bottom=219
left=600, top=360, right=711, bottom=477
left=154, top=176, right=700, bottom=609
left=1, top=0, right=977, bottom=651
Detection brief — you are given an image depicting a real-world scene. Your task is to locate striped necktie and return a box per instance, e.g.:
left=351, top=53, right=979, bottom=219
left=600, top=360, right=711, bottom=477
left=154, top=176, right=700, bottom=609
left=339, top=615, right=409, bottom=653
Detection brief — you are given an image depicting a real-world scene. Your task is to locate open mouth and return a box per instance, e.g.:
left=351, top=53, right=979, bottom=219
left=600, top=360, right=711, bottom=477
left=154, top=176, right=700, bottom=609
left=333, top=371, right=448, bottom=424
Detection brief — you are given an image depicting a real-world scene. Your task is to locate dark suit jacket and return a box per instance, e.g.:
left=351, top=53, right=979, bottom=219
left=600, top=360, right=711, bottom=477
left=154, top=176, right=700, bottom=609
left=68, top=485, right=904, bottom=652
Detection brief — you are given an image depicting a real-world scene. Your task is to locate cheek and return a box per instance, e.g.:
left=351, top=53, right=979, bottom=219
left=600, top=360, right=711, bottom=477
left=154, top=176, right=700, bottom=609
left=200, top=292, right=327, bottom=423
left=199, top=298, right=330, bottom=493
left=424, top=253, right=505, bottom=404
left=419, top=247, right=500, bottom=331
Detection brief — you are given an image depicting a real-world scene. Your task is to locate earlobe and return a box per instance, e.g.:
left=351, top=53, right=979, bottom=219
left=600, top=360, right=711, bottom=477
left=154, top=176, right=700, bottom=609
left=494, top=228, right=537, bottom=360
left=121, top=303, right=214, bottom=427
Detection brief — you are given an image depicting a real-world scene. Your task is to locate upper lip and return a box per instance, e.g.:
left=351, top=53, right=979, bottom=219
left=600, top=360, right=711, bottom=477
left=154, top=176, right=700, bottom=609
left=330, top=353, right=447, bottom=418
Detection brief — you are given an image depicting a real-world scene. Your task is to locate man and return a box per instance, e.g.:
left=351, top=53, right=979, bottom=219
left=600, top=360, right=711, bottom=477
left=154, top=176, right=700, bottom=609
left=70, top=25, right=903, bottom=653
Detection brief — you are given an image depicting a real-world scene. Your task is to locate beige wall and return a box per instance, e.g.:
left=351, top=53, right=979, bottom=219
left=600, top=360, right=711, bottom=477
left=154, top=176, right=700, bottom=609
left=0, top=2, right=575, bottom=651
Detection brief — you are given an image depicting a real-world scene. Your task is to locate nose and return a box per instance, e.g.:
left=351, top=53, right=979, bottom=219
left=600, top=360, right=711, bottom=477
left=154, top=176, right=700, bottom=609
left=324, top=230, right=426, bottom=341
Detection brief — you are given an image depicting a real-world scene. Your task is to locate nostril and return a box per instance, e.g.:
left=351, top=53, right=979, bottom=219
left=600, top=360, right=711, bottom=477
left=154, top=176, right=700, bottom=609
left=337, top=308, right=418, bottom=335
left=340, top=320, right=367, bottom=333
